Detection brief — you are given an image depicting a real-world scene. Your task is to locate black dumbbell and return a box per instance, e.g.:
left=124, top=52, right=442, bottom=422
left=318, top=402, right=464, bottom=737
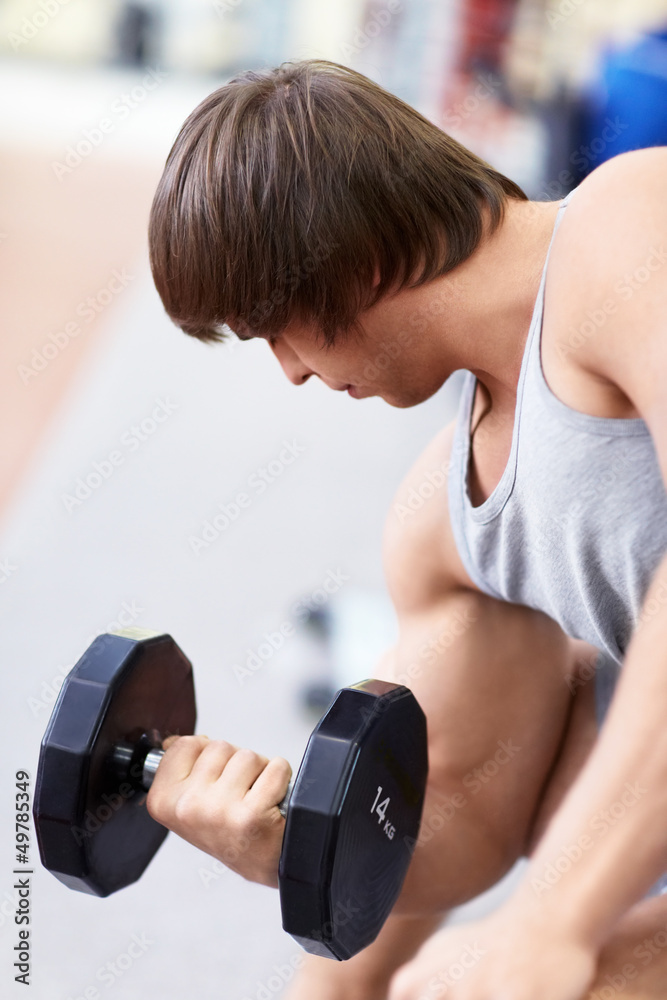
left=33, top=629, right=427, bottom=961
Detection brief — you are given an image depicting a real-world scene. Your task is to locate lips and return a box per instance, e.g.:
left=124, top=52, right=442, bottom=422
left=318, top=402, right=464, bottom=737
left=326, top=381, right=358, bottom=397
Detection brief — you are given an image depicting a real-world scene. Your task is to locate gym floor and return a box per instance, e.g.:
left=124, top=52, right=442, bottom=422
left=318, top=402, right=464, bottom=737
left=0, top=58, right=527, bottom=999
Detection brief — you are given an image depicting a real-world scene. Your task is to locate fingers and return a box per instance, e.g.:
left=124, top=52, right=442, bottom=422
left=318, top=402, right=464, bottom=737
left=153, top=735, right=221, bottom=784
left=152, top=736, right=287, bottom=808
left=219, top=747, right=273, bottom=799
left=189, top=741, right=240, bottom=783
left=245, top=756, right=292, bottom=811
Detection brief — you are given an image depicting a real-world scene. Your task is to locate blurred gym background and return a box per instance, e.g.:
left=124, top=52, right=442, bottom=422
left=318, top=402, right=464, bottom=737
left=1, top=1, right=666, bottom=997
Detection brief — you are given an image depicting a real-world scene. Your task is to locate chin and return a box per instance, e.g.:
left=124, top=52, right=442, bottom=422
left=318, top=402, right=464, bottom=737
left=384, top=385, right=441, bottom=408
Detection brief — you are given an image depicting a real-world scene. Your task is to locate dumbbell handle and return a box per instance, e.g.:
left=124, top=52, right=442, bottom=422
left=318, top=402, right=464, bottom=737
left=112, top=740, right=294, bottom=817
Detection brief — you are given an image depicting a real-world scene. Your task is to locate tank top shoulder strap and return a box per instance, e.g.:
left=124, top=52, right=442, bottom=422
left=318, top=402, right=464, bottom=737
left=526, top=189, right=648, bottom=436
left=448, top=191, right=577, bottom=550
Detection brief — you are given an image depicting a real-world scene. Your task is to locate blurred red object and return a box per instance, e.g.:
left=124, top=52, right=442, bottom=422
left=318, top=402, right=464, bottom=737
left=459, top=0, right=519, bottom=76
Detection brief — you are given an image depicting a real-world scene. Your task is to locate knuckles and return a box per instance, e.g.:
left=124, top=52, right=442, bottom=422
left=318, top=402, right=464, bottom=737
left=175, top=734, right=210, bottom=750
left=226, top=801, right=263, bottom=837
left=232, top=746, right=266, bottom=768
left=165, top=791, right=265, bottom=839
left=271, top=755, right=292, bottom=776
left=173, top=790, right=204, bottom=827
left=145, top=739, right=285, bottom=850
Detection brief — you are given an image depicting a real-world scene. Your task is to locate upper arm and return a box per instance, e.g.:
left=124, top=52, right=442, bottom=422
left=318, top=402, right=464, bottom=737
left=549, top=148, right=667, bottom=481
left=380, top=404, right=584, bottom=693
left=382, top=419, right=473, bottom=618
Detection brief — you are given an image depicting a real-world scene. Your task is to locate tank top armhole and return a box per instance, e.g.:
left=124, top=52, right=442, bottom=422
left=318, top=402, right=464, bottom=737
left=447, top=371, right=505, bottom=599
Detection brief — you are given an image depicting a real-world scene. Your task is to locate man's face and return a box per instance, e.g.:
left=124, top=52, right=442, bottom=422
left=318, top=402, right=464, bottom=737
left=261, top=283, right=453, bottom=408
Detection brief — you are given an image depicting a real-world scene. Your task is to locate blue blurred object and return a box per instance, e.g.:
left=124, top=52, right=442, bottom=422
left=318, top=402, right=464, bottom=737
left=584, top=26, right=667, bottom=169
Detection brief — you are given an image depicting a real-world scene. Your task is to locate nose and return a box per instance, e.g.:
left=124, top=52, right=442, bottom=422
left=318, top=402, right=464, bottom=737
left=271, top=339, right=313, bottom=386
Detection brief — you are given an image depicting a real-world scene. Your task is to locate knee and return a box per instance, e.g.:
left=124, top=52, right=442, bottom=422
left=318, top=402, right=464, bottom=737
left=587, top=895, right=667, bottom=998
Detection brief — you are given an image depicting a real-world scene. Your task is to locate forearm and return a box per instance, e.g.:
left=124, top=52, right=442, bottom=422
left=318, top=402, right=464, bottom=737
left=513, top=554, right=667, bottom=947
left=283, top=912, right=444, bottom=1000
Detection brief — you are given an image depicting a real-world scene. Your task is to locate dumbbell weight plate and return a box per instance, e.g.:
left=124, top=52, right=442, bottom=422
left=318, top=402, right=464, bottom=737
left=33, top=630, right=196, bottom=895
left=280, top=681, right=428, bottom=960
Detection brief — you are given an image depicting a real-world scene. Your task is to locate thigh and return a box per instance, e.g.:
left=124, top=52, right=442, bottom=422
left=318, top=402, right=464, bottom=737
left=383, top=592, right=587, bottom=911
left=524, top=638, right=601, bottom=856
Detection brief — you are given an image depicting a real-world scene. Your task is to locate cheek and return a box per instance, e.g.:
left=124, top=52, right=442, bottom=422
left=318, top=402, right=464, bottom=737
left=357, top=347, right=401, bottom=384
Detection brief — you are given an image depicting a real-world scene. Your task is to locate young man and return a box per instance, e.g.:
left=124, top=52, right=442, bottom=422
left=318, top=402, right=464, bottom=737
left=146, top=61, right=667, bottom=999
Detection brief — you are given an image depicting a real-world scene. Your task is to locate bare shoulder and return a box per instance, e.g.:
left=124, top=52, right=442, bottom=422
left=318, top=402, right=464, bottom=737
left=571, top=147, right=667, bottom=212
left=382, top=419, right=478, bottom=613
left=544, top=148, right=667, bottom=394
left=552, top=148, right=667, bottom=288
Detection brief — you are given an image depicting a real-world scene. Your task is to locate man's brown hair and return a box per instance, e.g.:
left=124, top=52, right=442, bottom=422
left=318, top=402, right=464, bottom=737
left=148, top=59, right=526, bottom=346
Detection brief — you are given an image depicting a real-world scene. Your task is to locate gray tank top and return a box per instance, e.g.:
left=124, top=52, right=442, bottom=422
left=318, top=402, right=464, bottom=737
left=448, top=189, right=667, bottom=668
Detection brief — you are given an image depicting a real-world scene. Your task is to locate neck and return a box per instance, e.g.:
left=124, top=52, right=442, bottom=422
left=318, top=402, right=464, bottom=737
left=434, top=197, right=564, bottom=413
